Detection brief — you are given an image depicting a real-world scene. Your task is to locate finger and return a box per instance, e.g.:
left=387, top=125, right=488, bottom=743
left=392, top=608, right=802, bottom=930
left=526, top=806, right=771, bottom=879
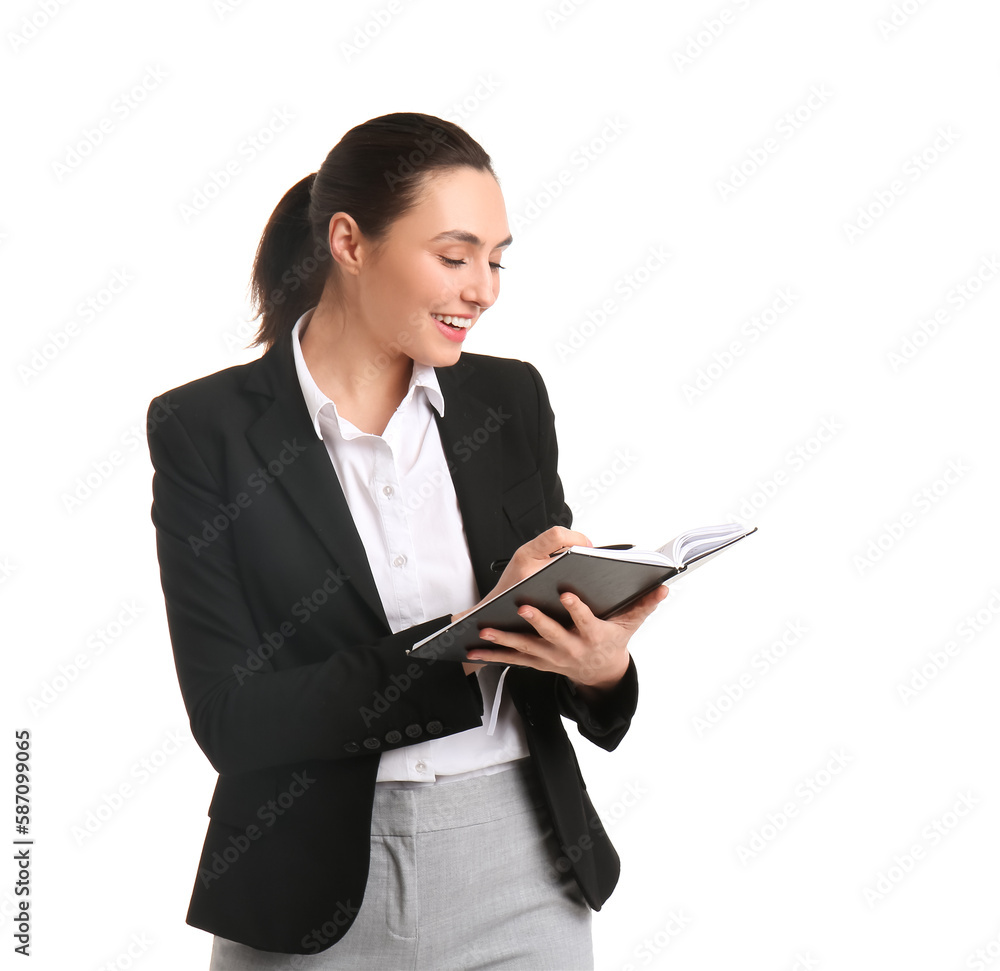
left=515, top=601, right=607, bottom=677
left=466, top=630, right=547, bottom=668
left=514, top=603, right=576, bottom=645
left=557, top=593, right=600, bottom=634
left=472, top=626, right=546, bottom=659
left=465, top=647, right=544, bottom=669
left=633, top=585, right=669, bottom=613
left=531, top=525, right=592, bottom=555
left=613, top=586, right=669, bottom=628
left=645, top=585, right=670, bottom=610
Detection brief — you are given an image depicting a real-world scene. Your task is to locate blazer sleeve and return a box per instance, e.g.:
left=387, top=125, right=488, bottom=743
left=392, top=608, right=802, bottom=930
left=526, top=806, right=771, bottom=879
left=522, top=362, right=640, bottom=751
left=147, top=396, right=485, bottom=778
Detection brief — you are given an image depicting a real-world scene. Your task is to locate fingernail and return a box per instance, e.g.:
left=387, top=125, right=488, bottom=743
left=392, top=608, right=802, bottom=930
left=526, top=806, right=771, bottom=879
left=561, top=594, right=575, bottom=606
left=480, top=632, right=496, bottom=642
left=518, top=608, right=533, bottom=619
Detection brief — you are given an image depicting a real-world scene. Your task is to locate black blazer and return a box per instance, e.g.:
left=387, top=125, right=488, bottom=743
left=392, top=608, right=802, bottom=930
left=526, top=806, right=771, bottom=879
left=147, top=334, right=639, bottom=955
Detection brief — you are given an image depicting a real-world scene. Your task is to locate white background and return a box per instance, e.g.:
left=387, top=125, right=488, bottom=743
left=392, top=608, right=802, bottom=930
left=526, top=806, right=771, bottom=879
left=4, top=1, right=1000, bottom=969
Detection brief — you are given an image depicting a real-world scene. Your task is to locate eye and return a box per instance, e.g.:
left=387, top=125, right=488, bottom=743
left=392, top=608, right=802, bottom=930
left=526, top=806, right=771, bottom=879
left=438, top=255, right=506, bottom=271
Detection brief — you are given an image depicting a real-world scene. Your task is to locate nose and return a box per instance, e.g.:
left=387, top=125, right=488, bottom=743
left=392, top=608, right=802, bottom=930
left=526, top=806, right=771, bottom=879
left=460, top=258, right=499, bottom=312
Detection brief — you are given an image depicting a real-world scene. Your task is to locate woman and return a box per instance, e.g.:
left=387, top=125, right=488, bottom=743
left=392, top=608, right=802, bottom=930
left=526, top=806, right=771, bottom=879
left=147, top=112, right=666, bottom=970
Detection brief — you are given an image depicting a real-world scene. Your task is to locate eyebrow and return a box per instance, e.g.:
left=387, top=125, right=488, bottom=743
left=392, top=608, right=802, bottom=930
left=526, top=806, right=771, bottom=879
left=431, top=229, right=513, bottom=250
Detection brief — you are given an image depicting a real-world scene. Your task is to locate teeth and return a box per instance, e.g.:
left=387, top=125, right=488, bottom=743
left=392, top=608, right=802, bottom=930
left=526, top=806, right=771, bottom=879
left=431, top=313, right=471, bottom=329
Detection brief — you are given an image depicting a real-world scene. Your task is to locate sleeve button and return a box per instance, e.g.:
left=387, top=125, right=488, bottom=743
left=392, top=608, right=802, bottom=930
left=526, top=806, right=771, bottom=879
left=426, top=720, right=443, bottom=735
left=385, top=730, right=402, bottom=744
left=343, top=741, right=360, bottom=754
left=363, top=737, right=381, bottom=750
left=405, top=723, right=422, bottom=738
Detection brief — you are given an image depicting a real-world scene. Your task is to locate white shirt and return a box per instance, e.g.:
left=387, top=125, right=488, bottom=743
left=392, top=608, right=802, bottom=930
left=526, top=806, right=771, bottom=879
left=290, top=309, right=529, bottom=784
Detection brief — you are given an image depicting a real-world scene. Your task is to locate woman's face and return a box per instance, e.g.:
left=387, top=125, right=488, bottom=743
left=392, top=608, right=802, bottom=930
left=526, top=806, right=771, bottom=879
left=354, top=165, right=512, bottom=368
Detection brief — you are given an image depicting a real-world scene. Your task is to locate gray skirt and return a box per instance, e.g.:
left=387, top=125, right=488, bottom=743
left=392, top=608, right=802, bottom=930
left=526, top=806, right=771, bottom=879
left=209, top=759, right=594, bottom=971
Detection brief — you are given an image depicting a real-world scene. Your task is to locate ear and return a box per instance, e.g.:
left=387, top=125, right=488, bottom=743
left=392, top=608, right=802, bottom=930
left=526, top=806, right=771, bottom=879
left=327, top=212, right=367, bottom=276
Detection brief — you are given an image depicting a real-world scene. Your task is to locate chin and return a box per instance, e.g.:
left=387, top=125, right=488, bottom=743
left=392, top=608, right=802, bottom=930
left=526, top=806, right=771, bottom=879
left=421, top=344, right=465, bottom=369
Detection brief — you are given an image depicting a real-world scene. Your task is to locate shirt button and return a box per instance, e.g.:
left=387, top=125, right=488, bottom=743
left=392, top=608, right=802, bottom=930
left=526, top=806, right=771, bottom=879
left=382, top=485, right=394, bottom=497
left=414, top=760, right=428, bottom=773
left=392, top=554, right=406, bottom=568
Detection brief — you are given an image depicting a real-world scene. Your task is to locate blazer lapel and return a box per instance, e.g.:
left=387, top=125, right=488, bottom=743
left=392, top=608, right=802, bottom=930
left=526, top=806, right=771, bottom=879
left=241, top=338, right=390, bottom=630
left=433, top=360, right=505, bottom=602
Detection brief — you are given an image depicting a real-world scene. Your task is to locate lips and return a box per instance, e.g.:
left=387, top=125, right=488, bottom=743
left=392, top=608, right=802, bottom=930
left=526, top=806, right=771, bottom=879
left=430, top=312, right=473, bottom=343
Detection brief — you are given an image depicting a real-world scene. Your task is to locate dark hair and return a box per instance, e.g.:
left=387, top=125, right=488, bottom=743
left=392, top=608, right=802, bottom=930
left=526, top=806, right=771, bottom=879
left=248, top=112, right=496, bottom=349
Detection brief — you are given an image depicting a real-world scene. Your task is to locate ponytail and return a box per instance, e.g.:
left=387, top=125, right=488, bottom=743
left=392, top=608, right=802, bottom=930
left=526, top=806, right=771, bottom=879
left=248, top=112, right=496, bottom=350
left=248, top=173, right=329, bottom=349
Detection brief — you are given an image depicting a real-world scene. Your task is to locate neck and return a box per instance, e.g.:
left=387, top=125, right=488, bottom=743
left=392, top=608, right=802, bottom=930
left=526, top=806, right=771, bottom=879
left=300, top=294, right=414, bottom=420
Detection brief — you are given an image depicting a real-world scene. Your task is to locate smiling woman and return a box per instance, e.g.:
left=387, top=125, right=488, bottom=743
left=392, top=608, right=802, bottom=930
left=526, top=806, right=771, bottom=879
left=298, top=166, right=512, bottom=435
left=146, top=112, right=666, bottom=970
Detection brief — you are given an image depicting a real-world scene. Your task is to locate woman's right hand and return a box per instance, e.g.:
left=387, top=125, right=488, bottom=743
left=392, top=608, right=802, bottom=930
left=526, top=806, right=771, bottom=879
left=455, top=526, right=593, bottom=675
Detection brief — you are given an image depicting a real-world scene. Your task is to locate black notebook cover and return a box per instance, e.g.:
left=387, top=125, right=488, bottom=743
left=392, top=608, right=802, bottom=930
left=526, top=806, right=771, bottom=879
left=412, top=555, right=672, bottom=663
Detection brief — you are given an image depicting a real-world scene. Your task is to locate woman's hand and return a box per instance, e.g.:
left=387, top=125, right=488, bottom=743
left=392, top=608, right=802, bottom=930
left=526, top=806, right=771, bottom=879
left=465, top=585, right=668, bottom=693
left=454, top=526, right=669, bottom=688
left=455, top=526, right=593, bottom=676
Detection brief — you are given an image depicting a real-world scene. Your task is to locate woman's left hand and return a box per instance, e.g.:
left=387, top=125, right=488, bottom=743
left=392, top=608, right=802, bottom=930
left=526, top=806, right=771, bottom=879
left=466, top=585, right=669, bottom=696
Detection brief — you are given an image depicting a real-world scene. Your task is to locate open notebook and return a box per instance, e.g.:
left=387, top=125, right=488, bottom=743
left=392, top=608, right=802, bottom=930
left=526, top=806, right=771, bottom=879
left=407, top=522, right=757, bottom=663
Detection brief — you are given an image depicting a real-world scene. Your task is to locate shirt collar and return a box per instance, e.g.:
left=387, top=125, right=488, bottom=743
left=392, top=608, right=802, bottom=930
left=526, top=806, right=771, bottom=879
left=290, top=308, right=445, bottom=441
